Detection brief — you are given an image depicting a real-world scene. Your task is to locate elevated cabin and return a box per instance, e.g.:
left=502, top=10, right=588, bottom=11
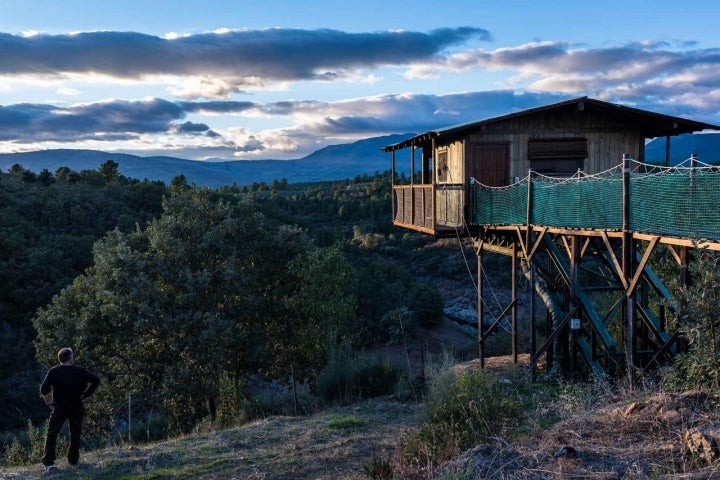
left=384, top=96, right=718, bottom=235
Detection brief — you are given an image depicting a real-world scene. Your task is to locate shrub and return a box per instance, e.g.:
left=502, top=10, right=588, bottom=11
left=2, top=419, right=47, bottom=467
left=316, top=348, right=401, bottom=405
left=363, top=450, right=394, bottom=479
left=397, top=358, right=522, bottom=474
left=665, top=253, right=720, bottom=392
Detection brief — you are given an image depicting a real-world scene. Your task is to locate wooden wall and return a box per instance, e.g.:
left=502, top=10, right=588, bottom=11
left=435, top=141, right=464, bottom=185
left=437, top=109, right=645, bottom=181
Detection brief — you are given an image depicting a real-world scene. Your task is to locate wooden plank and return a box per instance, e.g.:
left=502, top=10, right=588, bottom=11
left=527, top=226, right=548, bottom=261
left=600, top=231, right=628, bottom=290
left=627, top=236, right=659, bottom=298
left=665, top=244, right=683, bottom=266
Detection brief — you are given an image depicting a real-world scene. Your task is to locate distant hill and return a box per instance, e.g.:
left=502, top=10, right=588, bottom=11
left=5, top=132, right=716, bottom=188
left=645, top=132, right=720, bottom=166
left=0, top=133, right=414, bottom=188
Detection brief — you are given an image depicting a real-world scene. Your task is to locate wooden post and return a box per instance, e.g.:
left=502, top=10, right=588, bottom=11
left=410, top=145, right=415, bottom=226
left=391, top=150, right=396, bottom=222
left=570, top=236, right=579, bottom=378
left=527, top=170, right=536, bottom=380
left=622, top=153, right=637, bottom=381
left=665, top=136, right=671, bottom=167
left=431, top=137, right=437, bottom=231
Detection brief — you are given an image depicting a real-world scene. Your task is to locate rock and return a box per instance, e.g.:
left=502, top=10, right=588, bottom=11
left=624, top=402, right=646, bottom=417
left=658, top=408, right=683, bottom=425
left=684, top=426, right=720, bottom=464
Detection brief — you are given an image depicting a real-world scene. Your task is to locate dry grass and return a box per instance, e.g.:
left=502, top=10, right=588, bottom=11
left=435, top=376, right=720, bottom=479
left=0, top=398, right=420, bottom=479
left=5, top=353, right=720, bottom=479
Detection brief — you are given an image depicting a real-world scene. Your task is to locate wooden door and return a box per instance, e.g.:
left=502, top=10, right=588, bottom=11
left=469, top=143, right=509, bottom=187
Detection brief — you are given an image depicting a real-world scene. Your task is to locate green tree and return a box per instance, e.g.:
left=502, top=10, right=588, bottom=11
left=9, top=163, right=25, bottom=175
left=665, top=252, right=720, bottom=391
left=99, top=160, right=120, bottom=184
left=55, top=166, right=72, bottom=182
left=37, top=169, right=55, bottom=186
left=34, top=188, right=344, bottom=432
left=169, top=174, right=189, bottom=194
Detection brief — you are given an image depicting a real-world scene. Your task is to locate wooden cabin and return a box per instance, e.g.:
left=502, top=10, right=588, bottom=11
left=384, top=96, right=719, bottom=235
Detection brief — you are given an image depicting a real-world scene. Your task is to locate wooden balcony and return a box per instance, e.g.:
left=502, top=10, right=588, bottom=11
left=393, top=184, right=464, bottom=235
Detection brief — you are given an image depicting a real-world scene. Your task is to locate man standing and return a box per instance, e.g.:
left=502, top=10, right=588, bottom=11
left=40, top=347, right=100, bottom=472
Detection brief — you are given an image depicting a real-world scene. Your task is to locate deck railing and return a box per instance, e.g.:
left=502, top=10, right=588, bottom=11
left=393, top=184, right=465, bottom=233
left=393, top=185, right=433, bottom=232
left=472, top=158, right=720, bottom=242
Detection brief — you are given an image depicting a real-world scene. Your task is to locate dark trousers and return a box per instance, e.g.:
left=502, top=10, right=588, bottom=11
left=42, top=404, right=84, bottom=466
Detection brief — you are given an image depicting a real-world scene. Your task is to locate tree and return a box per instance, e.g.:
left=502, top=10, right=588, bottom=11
left=169, top=174, right=189, bottom=194
left=21, top=170, right=37, bottom=183
left=55, top=166, right=72, bottom=182
left=665, top=252, right=720, bottom=391
left=8, top=164, right=25, bottom=175
left=99, top=160, right=120, bottom=184
left=33, top=187, right=341, bottom=432
left=37, top=169, right=55, bottom=186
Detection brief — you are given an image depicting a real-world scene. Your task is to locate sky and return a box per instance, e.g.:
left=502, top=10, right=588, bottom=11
left=1, top=0, right=720, bottom=161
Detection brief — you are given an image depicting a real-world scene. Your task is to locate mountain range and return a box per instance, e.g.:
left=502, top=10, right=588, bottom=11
left=645, top=132, right=720, bottom=166
left=1, top=132, right=718, bottom=188
left=0, top=133, right=413, bottom=188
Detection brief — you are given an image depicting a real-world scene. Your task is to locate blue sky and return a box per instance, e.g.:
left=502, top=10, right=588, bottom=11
left=1, top=0, right=719, bottom=160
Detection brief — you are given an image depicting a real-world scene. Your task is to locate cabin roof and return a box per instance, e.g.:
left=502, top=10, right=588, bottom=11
left=383, top=96, right=720, bottom=152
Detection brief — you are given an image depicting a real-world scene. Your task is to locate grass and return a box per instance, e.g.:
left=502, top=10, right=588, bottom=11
left=6, top=356, right=720, bottom=479
left=1, top=397, right=419, bottom=479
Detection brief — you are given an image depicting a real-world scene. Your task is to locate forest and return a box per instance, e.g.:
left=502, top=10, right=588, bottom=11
left=0, top=160, right=446, bottom=442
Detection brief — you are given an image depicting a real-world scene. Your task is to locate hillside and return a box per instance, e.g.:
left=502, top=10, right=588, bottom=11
left=0, top=133, right=414, bottom=188
left=2, top=132, right=718, bottom=190
left=4, top=353, right=720, bottom=479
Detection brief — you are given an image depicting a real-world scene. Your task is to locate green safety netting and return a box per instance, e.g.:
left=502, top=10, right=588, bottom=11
left=472, top=164, right=720, bottom=241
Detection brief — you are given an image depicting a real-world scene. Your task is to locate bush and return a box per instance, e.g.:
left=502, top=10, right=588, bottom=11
left=397, top=357, right=522, bottom=474
left=216, top=372, right=316, bottom=426
left=2, top=419, right=47, bottom=467
left=316, top=348, right=401, bottom=405
left=665, top=253, right=720, bottom=392
left=363, top=450, right=394, bottom=479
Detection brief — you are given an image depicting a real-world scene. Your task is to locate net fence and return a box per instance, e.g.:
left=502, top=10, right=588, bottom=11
left=472, top=158, right=720, bottom=241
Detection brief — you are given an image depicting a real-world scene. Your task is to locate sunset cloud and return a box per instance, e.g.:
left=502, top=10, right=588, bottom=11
left=0, top=24, right=719, bottom=160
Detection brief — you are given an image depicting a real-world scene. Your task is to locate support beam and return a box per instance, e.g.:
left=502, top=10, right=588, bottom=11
left=512, top=240, right=518, bottom=364
left=478, top=243, right=484, bottom=368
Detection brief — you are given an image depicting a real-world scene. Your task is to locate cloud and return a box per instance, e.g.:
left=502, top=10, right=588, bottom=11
left=1, top=86, right=718, bottom=160
left=2, top=27, right=720, bottom=160
left=415, top=40, right=720, bottom=105
left=0, top=28, right=489, bottom=97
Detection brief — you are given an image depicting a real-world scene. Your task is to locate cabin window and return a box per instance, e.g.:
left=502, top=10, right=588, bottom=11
left=528, top=138, right=587, bottom=176
left=436, top=151, right=449, bottom=182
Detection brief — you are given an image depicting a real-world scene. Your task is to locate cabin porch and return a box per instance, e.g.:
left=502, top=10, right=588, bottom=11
left=392, top=183, right=464, bottom=234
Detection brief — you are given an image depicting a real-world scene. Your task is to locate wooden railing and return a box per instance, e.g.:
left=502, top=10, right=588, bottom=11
left=393, top=185, right=434, bottom=233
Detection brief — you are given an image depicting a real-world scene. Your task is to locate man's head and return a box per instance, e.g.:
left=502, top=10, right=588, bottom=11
left=57, top=348, right=74, bottom=364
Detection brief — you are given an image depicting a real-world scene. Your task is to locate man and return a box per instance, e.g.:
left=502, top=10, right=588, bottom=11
left=40, top=347, right=100, bottom=472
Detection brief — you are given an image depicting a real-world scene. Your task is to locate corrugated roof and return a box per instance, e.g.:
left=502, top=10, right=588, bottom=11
left=383, top=96, right=720, bottom=151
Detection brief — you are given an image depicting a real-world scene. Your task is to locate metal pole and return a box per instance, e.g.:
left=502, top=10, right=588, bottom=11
left=512, top=241, right=518, bottom=364
left=478, top=244, right=484, bottom=368
left=530, top=262, right=536, bottom=382
left=128, top=392, right=132, bottom=444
